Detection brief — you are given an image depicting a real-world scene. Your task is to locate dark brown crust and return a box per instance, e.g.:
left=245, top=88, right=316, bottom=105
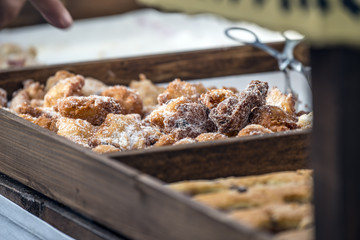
left=249, top=105, right=298, bottom=132
left=209, top=80, right=268, bottom=135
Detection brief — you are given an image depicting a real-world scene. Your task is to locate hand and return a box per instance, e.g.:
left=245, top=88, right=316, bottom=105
left=0, top=0, right=72, bottom=29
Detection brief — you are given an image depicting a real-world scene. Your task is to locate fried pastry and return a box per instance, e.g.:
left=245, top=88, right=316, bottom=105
left=90, top=113, right=162, bottom=151
left=249, top=105, right=298, bottom=132
left=92, top=144, right=121, bottom=153
left=266, top=87, right=296, bottom=115
left=20, top=113, right=58, bottom=132
left=230, top=203, right=313, bottom=231
left=130, top=74, right=165, bottom=113
left=101, top=85, right=143, bottom=114
left=195, top=133, right=227, bottom=142
left=23, top=79, right=45, bottom=100
left=56, top=117, right=96, bottom=147
left=169, top=170, right=313, bottom=233
left=163, top=102, right=216, bottom=140
left=55, top=96, right=123, bottom=126
left=200, top=89, right=237, bottom=110
left=81, top=77, right=108, bottom=96
left=147, top=96, right=216, bottom=140
left=173, top=137, right=197, bottom=145
left=297, top=112, right=313, bottom=129
left=10, top=89, right=30, bottom=113
left=45, top=70, right=76, bottom=91
left=237, top=124, right=273, bottom=137
left=44, top=75, right=85, bottom=107
left=157, top=78, right=207, bottom=105
left=9, top=71, right=312, bottom=153
left=209, top=80, right=268, bottom=135
left=154, top=133, right=177, bottom=146
left=146, top=96, right=191, bottom=129
left=0, top=88, right=7, bottom=107
left=0, top=43, right=37, bottom=69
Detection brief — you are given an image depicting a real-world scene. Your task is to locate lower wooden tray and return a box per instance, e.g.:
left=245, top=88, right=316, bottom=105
left=0, top=44, right=311, bottom=240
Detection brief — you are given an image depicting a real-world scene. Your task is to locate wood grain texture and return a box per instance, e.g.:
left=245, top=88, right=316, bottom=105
left=0, top=174, right=127, bottom=240
left=0, top=44, right=287, bottom=96
left=110, top=130, right=310, bottom=183
left=311, top=47, right=360, bottom=240
left=0, top=109, right=272, bottom=240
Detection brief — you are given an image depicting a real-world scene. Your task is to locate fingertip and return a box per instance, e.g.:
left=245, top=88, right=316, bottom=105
left=57, top=10, right=73, bottom=29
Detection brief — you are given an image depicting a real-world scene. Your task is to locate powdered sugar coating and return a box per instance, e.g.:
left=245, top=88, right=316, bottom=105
left=249, top=105, right=298, bottom=132
left=44, top=75, right=85, bottom=107
left=297, top=112, right=313, bottom=129
left=23, top=79, right=45, bottom=100
left=266, top=87, right=296, bottom=115
left=101, top=85, right=143, bottom=114
left=90, top=113, right=162, bottom=151
left=82, top=77, right=108, bottom=96
left=147, top=96, right=215, bottom=141
left=56, top=117, right=96, bottom=147
left=209, top=80, right=268, bottom=135
left=157, top=78, right=207, bottom=105
left=200, top=89, right=237, bottom=110
left=45, top=70, right=75, bottom=91
left=163, top=102, right=216, bottom=140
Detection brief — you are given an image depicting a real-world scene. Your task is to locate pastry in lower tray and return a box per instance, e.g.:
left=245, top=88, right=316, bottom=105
left=1, top=70, right=312, bottom=153
left=169, top=170, right=314, bottom=238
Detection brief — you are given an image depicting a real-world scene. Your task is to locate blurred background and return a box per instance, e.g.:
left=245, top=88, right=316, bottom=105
left=1, top=0, right=287, bottom=65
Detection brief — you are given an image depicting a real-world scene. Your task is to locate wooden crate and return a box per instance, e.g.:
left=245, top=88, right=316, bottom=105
left=0, top=44, right=311, bottom=240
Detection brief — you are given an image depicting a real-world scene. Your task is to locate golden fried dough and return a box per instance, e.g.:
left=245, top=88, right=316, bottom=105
left=249, top=105, right=298, bottom=132
left=55, top=96, right=123, bottom=125
left=44, top=75, right=84, bottom=107
left=266, top=87, right=296, bottom=115
left=81, top=77, right=108, bottom=96
left=90, top=113, right=162, bottom=151
left=56, top=117, right=96, bottom=147
left=0, top=88, right=7, bottom=107
left=157, top=78, right=207, bottom=104
left=237, top=124, right=273, bottom=137
left=92, top=144, right=121, bottom=154
left=101, top=85, right=143, bottom=114
left=200, top=89, right=237, bottom=110
left=130, top=74, right=165, bottom=113
left=195, top=133, right=227, bottom=142
left=45, top=70, right=76, bottom=91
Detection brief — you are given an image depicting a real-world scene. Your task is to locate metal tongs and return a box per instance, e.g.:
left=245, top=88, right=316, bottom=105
left=225, top=27, right=311, bottom=95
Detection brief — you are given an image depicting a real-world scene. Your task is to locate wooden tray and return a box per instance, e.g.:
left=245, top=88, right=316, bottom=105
left=0, top=43, right=311, bottom=240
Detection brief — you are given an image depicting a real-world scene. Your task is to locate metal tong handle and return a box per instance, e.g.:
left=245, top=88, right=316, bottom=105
left=225, top=27, right=311, bottom=91
left=225, top=27, right=283, bottom=60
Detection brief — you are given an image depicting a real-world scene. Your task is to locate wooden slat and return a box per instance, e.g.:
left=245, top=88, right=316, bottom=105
left=0, top=44, right=286, bottom=95
left=110, top=129, right=310, bottom=182
left=0, top=173, right=127, bottom=240
left=0, top=108, right=271, bottom=240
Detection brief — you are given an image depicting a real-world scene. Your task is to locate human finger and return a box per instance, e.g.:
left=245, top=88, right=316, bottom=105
left=29, top=0, right=72, bottom=29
